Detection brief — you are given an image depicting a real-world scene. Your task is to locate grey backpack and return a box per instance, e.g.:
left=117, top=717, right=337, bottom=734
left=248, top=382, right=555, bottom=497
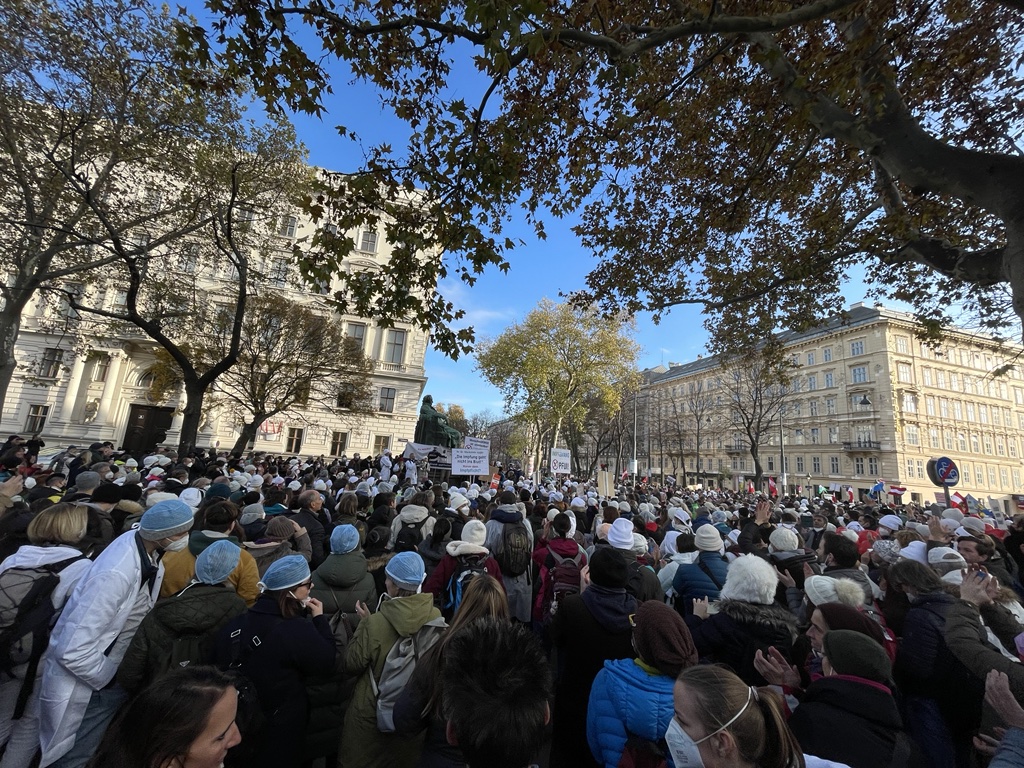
left=370, top=616, right=447, bottom=732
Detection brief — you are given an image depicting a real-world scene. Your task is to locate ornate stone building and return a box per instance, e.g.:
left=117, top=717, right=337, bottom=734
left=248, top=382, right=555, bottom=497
left=1, top=209, right=429, bottom=457
left=640, top=304, right=1024, bottom=512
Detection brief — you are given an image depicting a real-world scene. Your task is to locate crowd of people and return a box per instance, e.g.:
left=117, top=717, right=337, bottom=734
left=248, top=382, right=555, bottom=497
left=2, top=434, right=1024, bottom=767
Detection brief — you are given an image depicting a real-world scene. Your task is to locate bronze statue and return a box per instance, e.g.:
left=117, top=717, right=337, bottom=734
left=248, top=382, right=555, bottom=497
left=415, top=395, right=461, bottom=448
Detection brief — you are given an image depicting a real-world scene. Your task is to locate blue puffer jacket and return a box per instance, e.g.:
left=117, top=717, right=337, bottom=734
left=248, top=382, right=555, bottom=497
left=587, top=658, right=676, bottom=768
left=672, top=552, right=729, bottom=615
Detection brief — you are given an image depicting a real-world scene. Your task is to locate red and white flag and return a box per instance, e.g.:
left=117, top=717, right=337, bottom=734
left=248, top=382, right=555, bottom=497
left=748, top=481, right=755, bottom=494
left=846, top=487, right=854, bottom=503
left=768, top=477, right=778, bottom=497
left=888, top=485, right=907, bottom=496
left=951, top=491, right=967, bottom=506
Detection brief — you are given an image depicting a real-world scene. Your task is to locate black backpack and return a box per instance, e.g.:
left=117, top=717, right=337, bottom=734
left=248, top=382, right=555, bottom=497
left=625, top=559, right=647, bottom=601
left=496, top=522, right=531, bottom=577
left=394, top=518, right=427, bottom=552
left=0, top=555, right=87, bottom=718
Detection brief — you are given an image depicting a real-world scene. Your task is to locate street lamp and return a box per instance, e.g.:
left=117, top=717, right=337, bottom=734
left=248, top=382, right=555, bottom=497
left=806, top=472, right=812, bottom=501
left=859, top=395, right=872, bottom=407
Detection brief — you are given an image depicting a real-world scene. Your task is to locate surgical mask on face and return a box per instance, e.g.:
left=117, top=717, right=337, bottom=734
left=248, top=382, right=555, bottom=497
left=163, top=535, right=189, bottom=552
left=288, top=591, right=311, bottom=608
left=813, top=526, right=825, bottom=532
left=375, top=593, right=391, bottom=612
left=665, top=687, right=753, bottom=768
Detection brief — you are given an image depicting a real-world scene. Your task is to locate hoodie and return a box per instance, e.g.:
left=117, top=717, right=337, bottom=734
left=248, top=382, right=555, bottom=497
left=388, top=504, right=436, bottom=550
left=310, top=551, right=377, bottom=620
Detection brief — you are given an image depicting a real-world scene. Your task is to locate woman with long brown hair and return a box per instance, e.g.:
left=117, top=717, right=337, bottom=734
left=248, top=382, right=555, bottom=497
left=670, top=665, right=805, bottom=768
left=393, top=575, right=510, bottom=768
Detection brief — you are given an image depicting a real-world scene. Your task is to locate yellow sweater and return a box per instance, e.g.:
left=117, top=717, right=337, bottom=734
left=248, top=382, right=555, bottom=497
left=160, top=543, right=260, bottom=606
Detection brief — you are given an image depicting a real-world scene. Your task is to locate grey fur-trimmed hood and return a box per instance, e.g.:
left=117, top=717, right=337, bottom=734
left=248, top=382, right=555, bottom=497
left=712, top=599, right=799, bottom=643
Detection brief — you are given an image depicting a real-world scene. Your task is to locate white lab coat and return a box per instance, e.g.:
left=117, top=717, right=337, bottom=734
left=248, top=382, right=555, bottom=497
left=405, top=458, right=418, bottom=486
left=379, top=454, right=392, bottom=484
left=38, top=531, right=164, bottom=766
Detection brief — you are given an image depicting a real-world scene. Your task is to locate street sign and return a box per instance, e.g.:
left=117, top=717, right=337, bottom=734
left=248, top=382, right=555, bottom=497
left=550, top=448, right=571, bottom=474
left=927, top=456, right=960, bottom=487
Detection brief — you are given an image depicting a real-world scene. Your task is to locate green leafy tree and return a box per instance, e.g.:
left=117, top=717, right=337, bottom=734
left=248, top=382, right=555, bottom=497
left=475, top=299, right=639, bottom=474
left=188, top=0, right=1024, bottom=354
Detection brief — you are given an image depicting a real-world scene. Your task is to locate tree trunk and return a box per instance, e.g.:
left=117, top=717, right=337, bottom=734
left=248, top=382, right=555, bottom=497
left=752, top=450, right=764, bottom=489
left=231, top=416, right=265, bottom=455
left=177, top=377, right=207, bottom=455
left=0, top=311, right=21, bottom=417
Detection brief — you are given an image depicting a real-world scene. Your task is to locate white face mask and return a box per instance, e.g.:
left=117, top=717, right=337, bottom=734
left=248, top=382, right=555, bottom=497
left=665, top=687, right=753, bottom=768
left=812, top=526, right=825, bottom=532
left=163, top=535, right=189, bottom=552
left=288, top=590, right=310, bottom=608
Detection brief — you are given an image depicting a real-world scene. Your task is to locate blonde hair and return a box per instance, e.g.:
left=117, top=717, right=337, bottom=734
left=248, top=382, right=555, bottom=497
left=27, top=503, right=88, bottom=546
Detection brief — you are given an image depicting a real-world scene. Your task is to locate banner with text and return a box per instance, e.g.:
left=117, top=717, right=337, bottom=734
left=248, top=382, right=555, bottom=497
left=550, top=448, right=572, bottom=474
left=452, top=447, right=490, bottom=476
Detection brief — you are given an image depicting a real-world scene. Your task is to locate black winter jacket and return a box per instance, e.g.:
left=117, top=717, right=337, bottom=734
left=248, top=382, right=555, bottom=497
left=684, top=599, right=798, bottom=685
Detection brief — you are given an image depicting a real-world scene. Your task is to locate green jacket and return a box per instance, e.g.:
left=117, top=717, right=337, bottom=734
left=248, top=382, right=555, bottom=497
left=339, top=592, right=442, bottom=768
left=311, top=551, right=378, bottom=622
left=117, top=582, right=246, bottom=693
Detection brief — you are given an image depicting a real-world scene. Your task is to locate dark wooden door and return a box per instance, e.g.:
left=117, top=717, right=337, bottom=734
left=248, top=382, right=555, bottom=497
left=122, top=405, right=175, bottom=454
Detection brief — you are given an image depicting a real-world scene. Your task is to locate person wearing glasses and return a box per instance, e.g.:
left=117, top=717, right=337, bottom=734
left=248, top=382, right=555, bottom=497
left=214, top=555, right=336, bottom=768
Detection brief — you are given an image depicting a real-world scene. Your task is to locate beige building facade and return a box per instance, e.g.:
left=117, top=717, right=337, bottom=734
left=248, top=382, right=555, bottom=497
left=0, top=207, right=429, bottom=458
left=641, top=304, right=1024, bottom=512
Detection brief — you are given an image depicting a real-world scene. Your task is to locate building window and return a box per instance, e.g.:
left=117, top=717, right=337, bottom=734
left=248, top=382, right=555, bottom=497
left=178, top=244, right=199, bottom=274
left=830, top=456, right=840, bottom=474
left=989, top=467, right=997, bottom=487
left=766, top=457, right=775, bottom=471
left=906, top=424, right=920, bottom=446
left=330, top=431, right=348, bottom=456
left=923, top=368, right=933, bottom=387
left=809, top=400, right=818, bottom=417
left=897, top=362, right=912, bottom=383
left=916, top=459, right=925, bottom=478
left=851, top=366, right=868, bottom=384
left=850, top=340, right=865, bottom=356
left=795, top=456, right=805, bottom=473
left=823, top=347, right=832, bottom=362
left=984, top=435, right=993, bottom=454
left=976, top=466, right=985, bottom=485
left=25, top=404, right=49, bottom=433
left=39, top=348, right=63, bottom=379
left=825, top=397, right=836, bottom=415
left=346, top=322, right=366, bottom=349
left=855, top=457, right=864, bottom=475
left=383, top=329, right=406, bottom=365
left=929, top=428, right=940, bottom=449
left=824, top=372, right=833, bottom=388
left=953, top=401, right=963, bottom=420
left=358, top=229, right=379, bottom=252
left=936, top=370, right=947, bottom=388
left=896, top=336, right=909, bottom=353
left=810, top=428, right=820, bottom=444
left=373, top=435, right=391, bottom=454
left=1014, top=469, right=1021, bottom=487
left=902, top=394, right=917, bottom=413
left=971, top=434, right=980, bottom=453
left=925, top=396, right=936, bottom=416
left=868, top=457, right=879, bottom=475
left=378, top=387, right=397, bottom=413
left=1001, top=468, right=1009, bottom=488
left=807, top=352, right=815, bottom=366
left=91, top=354, right=110, bottom=383
left=1010, top=438, right=1018, bottom=458
left=828, top=427, right=838, bottom=444
left=269, top=258, right=289, bottom=287
left=966, top=402, right=976, bottom=422
left=278, top=215, right=297, bottom=238
left=980, top=404, right=989, bottom=424
left=812, top=456, right=821, bottom=473
left=285, top=427, right=303, bottom=454
left=906, top=458, right=915, bottom=478
left=807, top=375, right=816, bottom=391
